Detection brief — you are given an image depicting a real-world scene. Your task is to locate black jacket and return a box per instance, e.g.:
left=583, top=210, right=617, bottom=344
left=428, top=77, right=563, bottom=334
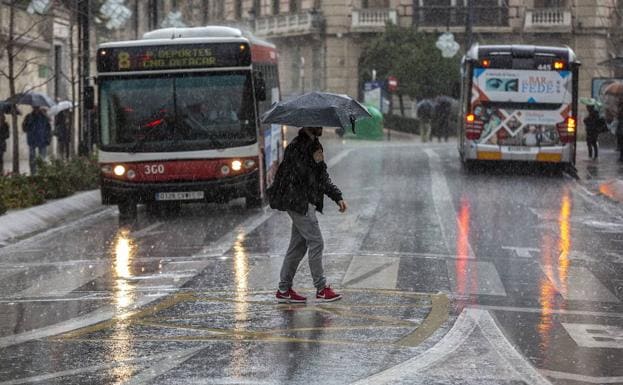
left=268, top=129, right=343, bottom=215
left=584, top=112, right=606, bottom=141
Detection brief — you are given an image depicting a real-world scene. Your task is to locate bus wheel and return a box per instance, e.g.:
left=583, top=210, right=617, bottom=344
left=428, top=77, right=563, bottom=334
left=118, top=200, right=137, bottom=220
left=245, top=194, right=263, bottom=209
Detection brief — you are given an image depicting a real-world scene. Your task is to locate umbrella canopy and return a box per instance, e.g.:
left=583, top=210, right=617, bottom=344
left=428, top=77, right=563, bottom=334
left=6, top=91, right=55, bottom=108
left=0, top=101, right=20, bottom=115
left=47, top=100, right=75, bottom=117
left=416, top=99, right=435, bottom=120
left=261, top=91, right=371, bottom=132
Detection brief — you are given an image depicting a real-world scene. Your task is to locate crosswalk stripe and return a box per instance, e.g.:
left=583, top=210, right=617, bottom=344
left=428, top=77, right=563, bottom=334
left=542, top=265, right=620, bottom=303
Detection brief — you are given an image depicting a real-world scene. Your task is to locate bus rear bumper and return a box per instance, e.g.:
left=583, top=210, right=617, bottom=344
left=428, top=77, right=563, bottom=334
left=101, top=170, right=260, bottom=205
left=464, top=143, right=574, bottom=164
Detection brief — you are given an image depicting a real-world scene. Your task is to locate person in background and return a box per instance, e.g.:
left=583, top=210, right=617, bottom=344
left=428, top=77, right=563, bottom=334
left=0, top=114, right=10, bottom=173
left=583, top=105, right=606, bottom=160
left=54, top=109, right=71, bottom=160
left=22, top=106, right=51, bottom=174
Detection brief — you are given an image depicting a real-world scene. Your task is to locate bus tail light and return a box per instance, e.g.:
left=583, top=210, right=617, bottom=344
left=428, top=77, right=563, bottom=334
left=553, top=60, right=566, bottom=70
left=465, top=113, right=482, bottom=140
left=556, top=117, right=576, bottom=143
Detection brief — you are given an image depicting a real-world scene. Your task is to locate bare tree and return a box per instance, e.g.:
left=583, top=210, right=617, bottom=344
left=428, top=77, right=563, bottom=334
left=1, top=0, right=56, bottom=173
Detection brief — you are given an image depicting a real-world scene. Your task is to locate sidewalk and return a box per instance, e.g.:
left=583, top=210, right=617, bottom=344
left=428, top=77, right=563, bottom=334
left=574, top=140, right=623, bottom=204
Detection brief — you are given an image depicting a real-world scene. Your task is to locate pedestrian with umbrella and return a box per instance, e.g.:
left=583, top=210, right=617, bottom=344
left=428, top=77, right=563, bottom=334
left=22, top=106, right=52, bottom=174
left=50, top=100, right=74, bottom=160
left=0, top=113, right=10, bottom=173
left=6, top=91, right=55, bottom=173
left=416, top=99, right=435, bottom=143
left=262, top=92, right=370, bottom=303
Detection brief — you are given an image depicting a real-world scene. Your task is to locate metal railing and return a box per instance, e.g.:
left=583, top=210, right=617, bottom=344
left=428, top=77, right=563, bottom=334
left=254, top=12, right=324, bottom=36
left=351, top=8, right=398, bottom=30
left=524, top=8, right=571, bottom=28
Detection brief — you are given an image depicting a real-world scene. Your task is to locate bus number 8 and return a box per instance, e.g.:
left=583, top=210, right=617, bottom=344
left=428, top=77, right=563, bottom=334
left=118, top=52, right=131, bottom=70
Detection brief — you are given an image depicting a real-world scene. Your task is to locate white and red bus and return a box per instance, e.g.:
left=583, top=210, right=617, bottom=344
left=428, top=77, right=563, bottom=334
left=96, top=26, right=282, bottom=218
left=458, top=45, right=580, bottom=170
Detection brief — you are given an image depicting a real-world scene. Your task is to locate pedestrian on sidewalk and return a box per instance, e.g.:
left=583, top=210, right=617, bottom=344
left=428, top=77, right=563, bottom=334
left=22, top=106, right=51, bottom=174
left=54, top=109, right=71, bottom=160
left=583, top=105, right=606, bottom=160
left=0, top=114, right=10, bottom=173
left=267, top=127, right=347, bottom=304
left=617, top=101, right=623, bottom=162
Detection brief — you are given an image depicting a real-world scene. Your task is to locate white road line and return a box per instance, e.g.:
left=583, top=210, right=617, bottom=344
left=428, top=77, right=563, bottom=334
left=468, top=304, right=623, bottom=318
left=351, top=309, right=551, bottom=385
left=0, top=347, right=203, bottom=385
left=540, top=369, right=623, bottom=384
left=342, top=256, right=400, bottom=289
left=541, top=265, right=620, bottom=303
left=424, top=149, right=475, bottom=258
left=123, top=346, right=205, bottom=385
left=15, top=264, right=108, bottom=298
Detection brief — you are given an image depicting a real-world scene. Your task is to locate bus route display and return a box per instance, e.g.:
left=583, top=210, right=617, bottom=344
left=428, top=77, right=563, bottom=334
left=97, top=42, right=251, bottom=72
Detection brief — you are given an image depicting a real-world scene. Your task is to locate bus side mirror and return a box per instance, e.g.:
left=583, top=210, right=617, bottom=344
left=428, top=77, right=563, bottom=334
left=85, top=86, right=95, bottom=110
left=254, top=71, right=266, bottom=101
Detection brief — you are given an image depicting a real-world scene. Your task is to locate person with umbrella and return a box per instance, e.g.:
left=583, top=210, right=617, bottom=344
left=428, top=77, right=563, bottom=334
left=22, top=106, right=51, bottom=174
left=263, top=92, right=368, bottom=303
left=0, top=113, right=10, bottom=173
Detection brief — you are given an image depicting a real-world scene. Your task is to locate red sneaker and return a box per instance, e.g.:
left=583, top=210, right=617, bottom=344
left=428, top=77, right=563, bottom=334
left=276, top=288, right=307, bottom=303
left=316, top=285, right=342, bottom=302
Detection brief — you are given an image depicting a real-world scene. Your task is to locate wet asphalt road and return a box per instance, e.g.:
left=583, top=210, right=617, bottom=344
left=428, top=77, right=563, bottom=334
left=0, top=130, right=622, bottom=385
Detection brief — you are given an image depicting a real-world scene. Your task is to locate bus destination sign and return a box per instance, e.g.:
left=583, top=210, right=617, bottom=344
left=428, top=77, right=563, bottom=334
left=97, top=43, right=251, bottom=72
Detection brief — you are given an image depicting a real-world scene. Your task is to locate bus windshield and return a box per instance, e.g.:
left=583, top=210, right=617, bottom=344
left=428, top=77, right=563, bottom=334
left=99, top=71, right=256, bottom=152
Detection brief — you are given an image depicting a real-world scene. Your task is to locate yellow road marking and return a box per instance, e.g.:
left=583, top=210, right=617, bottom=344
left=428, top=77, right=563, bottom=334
left=396, top=293, right=449, bottom=347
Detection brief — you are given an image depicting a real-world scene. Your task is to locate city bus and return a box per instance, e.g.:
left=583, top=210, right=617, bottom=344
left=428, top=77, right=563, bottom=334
left=458, top=44, right=580, bottom=170
left=95, top=26, right=282, bottom=218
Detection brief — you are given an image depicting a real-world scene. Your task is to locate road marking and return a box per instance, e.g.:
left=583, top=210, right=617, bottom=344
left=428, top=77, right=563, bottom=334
left=502, top=246, right=539, bottom=258
left=425, top=149, right=475, bottom=258
left=351, top=308, right=551, bottom=385
left=540, top=369, right=623, bottom=384
left=468, top=304, right=623, bottom=318
left=0, top=347, right=203, bottom=385
left=396, top=293, right=449, bottom=347
left=542, top=265, right=620, bottom=303
left=123, top=346, right=205, bottom=385
left=562, top=323, right=623, bottom=348
left=342, top=256, right=400, bottom=289
left=446, top=260, right=507, bottom=296
left=15, top=264, right=108, bottom=298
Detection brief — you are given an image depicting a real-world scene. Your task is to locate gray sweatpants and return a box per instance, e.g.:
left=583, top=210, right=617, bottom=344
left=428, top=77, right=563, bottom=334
left=278, top=204, right=326, bottom=291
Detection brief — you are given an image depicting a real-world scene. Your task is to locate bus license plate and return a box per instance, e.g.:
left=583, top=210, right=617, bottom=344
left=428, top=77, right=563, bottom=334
left=155, top=191, right=204, bottom=201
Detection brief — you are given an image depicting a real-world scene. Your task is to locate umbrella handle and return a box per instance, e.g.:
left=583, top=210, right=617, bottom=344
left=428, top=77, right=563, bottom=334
left=350, top=114, right=356, bottom=134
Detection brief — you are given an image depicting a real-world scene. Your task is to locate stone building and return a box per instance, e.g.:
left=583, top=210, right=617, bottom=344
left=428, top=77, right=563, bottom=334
left=121, top=0, right=620, bottom=107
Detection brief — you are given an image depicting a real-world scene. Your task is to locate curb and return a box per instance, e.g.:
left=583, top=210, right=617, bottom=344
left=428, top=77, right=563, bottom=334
left=0, top=189, right=105, bottom=245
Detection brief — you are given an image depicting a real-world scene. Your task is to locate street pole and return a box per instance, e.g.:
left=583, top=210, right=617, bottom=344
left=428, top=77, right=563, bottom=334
left=465, top=0, right=474, bottom=52
left=78, top=0, right=90, bottom=156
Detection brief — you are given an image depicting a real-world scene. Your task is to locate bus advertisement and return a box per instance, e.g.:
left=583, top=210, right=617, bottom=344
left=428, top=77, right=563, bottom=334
left=458, top=45, right=580, bottom=170
left=95, top=26, right=281, bottom=218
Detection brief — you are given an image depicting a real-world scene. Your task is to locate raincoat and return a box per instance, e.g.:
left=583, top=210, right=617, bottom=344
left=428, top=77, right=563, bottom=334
left=22, top=110, right=51, bottom=147
left=267, top=129, right=343, bottom=215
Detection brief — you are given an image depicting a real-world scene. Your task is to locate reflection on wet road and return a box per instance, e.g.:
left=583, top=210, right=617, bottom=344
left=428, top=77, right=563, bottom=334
left=0, top=133, right=622, bottom=384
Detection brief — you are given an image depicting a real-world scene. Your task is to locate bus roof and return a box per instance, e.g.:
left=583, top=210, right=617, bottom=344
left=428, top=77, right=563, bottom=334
left=466, top=44, right=577, bottom=63
left=98, top=26, right=276, bottom=51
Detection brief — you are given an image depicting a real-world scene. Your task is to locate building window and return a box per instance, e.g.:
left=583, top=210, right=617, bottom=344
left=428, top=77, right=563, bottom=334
left=415, top=0, right=507, bottom=27
left=534, top=0, right=566, bottom=8
left=362, top=0, right=390, bottom=8
left=252, top=0, right=261, bottom=18
left=272, top=0, right=279, bottom=15
left=235, top=0, right=242, bottom=19
left=290, top=0, right=298, bottom=13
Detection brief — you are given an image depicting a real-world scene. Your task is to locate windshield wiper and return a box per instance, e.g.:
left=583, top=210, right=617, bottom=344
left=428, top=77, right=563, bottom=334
left=130, top=119, right=168, bottom=153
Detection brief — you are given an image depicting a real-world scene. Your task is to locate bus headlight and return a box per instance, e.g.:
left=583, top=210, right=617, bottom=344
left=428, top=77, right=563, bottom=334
left=221, top=165, right=230, bottom=175
left=231, top=160, right=242, bottom=171
left=101, top=165, right=112, bottom=174
left=113, top=165, right=126, bottom=176
left=126, top=169, right=136, bottom=180
left=244, top=159, right=256, bottom=169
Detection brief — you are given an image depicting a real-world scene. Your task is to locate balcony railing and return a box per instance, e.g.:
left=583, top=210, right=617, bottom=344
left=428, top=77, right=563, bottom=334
left=254, top=12, right=324, bottom=37
left=351, top=8, right=397, bottom=31
left=524, top=8, right=571, bottom=29
left=414, top=5, right=508, bottom=27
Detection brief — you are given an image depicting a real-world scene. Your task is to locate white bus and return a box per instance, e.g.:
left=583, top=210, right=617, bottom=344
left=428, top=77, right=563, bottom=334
left=95, top=26, right=282, bottom=218
left=458, top=44, right=580, bottom=170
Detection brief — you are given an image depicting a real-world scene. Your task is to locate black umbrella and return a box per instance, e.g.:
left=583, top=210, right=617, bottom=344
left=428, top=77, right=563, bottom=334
left=0, top=101, right=20, bottom=115
left=416, top=99, right=435, bottom=120
left=6, top=91, right=55, bottom=108
left=261, top=91, right=371, bottom=132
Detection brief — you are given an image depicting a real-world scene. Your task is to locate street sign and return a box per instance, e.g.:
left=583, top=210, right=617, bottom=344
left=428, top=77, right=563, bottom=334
left=387, top=76, right=398, bottom=93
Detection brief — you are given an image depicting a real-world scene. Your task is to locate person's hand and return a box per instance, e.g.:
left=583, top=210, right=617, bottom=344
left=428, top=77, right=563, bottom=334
left=313, top=148, right=324, bottom=163
left=338, top=200, right=347, bottom=213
